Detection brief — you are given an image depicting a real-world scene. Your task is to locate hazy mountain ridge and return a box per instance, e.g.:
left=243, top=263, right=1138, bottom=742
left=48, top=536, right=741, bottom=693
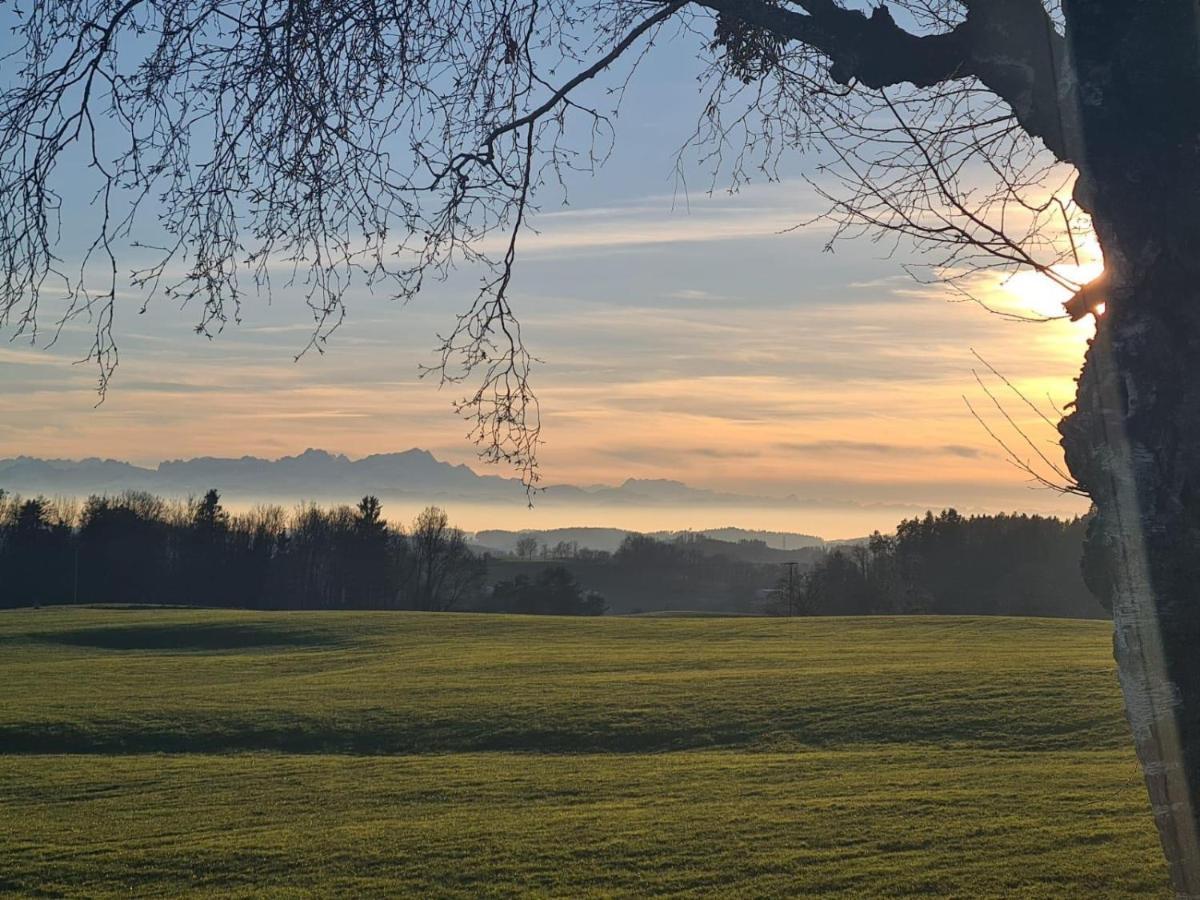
left=0, top=448, right=807, bottom=510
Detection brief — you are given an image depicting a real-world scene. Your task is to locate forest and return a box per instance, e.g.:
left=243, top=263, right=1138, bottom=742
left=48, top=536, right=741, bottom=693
left=0, top=490, right=488, bottom=612
left=0, top=488, right=1103, bottom=618
left=791, top=510, right=1105, bottom=619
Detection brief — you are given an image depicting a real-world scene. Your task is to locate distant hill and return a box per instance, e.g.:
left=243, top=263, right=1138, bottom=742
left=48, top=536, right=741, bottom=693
left=475, top=526, right=825, bottom=555
left=667, top=527, right=825, bottom=550
left=0, top=449, right=823, bottom=513
left=474, top=527, right=634, bottom=554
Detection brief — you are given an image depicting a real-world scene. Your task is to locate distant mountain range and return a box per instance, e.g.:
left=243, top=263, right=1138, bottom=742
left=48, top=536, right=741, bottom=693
left=0, top=448, right=821, bottom=514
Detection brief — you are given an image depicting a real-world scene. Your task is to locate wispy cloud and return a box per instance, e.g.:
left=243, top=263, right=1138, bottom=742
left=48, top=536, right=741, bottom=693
left=776, top=440, right=982, bottom=459
left=0, top=178, right=1094, bottom=533
left=0, top=346, right=68, bottom=367
left=481, top=182, right=829, bottom=258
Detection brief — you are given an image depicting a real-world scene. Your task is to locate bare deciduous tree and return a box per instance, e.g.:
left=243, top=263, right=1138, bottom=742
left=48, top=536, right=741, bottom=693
left=2, top=0, right=1199, bottom=888
left=408, top=505, right=482, bottom=610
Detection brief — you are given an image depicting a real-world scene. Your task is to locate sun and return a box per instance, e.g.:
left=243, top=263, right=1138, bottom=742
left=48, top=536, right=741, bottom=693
left=1001, top=260, right=1105, bottom=321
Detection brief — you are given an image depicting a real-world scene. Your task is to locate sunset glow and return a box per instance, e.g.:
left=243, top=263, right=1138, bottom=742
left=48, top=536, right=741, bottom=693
left=1001, top=257, right=1105, bottom=319
left=0, top=193, right=1095, bottom=538
left=0, top=38, right=1097, bottom=540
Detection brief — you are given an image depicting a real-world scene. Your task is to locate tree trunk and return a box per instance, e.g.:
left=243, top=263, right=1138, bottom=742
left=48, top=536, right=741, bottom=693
left=1061, top=256, right=1200, bottom=896
left=1055, top=2, right=1200, bottom=889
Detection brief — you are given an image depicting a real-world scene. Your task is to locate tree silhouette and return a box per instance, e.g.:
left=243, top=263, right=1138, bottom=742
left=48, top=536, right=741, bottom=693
left=1, top=0, right=1197, bottom=885
left=0, top=497, right=74, bottom=605
left=181, top=489, right=230, bottom=605
left=797, top=511, right=1102, bottom=618
left=78, top=493, right=170, bottom=605
left=348, top=496, right=394, bottom=607
left=491, top=566, right=608, bottom=615
left=514, top=535, right=541, bottom=561
left=407, top=506, right=484, bottom=611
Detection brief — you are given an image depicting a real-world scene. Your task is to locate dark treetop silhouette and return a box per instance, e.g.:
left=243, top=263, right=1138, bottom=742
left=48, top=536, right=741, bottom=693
left=2, top=0, right=1199, bottom=891
left=0, top=487, right=1101, bottom=617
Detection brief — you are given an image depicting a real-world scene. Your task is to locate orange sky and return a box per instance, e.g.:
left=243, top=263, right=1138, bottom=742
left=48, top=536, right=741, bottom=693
left=0, top=15, right=1104, bottom=540
left=0, top=183, right=1096, bottom=538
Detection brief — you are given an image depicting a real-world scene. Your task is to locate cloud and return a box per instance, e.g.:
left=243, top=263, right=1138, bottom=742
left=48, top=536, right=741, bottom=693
left=0, top=176, right=1095, bottom=534
left=479, top=182, right=829, bottom=258
left=592, top=444, right=763, bottom=465
left=846, top=275, right=913, bottom=290
left=665, top=288, right=725, bottom=302
left=0, top=346, right=68, bottom=367
left=775, top=440, right=983, bottom=458
left=247, top=411, right=373, bottom=421
left=118, top=380, right=221, bottom=395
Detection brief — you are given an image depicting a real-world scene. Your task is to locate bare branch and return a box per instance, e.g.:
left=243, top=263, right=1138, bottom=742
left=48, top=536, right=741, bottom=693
left=0, top=0, right=1093, bottom=491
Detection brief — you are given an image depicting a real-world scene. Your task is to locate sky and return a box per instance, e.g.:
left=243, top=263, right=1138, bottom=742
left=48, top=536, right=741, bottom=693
left=0, top=16, right=1095, bottom=538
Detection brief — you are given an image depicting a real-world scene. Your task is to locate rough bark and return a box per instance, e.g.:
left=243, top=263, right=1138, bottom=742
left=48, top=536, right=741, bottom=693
left=1060, top=156, right=1200, bottom=900
left=1051, top=1, right=1200, bottom=891
left=1061, top=219, right=1200, bottom=886
left=1062, top=293, right=1200, bottom=896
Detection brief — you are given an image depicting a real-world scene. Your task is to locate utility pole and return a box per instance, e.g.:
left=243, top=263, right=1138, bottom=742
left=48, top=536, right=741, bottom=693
left=785, top=561, right=798, bottom=617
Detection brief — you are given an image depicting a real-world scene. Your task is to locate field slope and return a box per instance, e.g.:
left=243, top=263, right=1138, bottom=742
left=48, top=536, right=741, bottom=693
left=0, top=608, right=1169, bottom=897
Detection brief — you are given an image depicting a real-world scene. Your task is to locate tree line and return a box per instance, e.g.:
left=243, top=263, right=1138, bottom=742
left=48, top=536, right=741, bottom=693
left=485, top=531, right=816, bottom=615
left=777, top=510, right=1105, bottom=619
left=1, top=489, right=1103, bottom=619
left=0, top=489, right=603, bottom=614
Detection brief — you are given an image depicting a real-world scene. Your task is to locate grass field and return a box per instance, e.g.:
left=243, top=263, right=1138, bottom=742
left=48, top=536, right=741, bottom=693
left=0, top=607, right=1170, bottom=897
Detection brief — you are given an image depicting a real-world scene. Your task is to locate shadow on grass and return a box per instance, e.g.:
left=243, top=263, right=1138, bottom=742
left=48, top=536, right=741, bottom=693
left=32, top=623, right=337, bottom=652
left=0, top=722, right=767, bottom=755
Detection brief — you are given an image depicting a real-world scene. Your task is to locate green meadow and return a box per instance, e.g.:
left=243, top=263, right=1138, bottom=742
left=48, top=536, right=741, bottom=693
left=0, top=608, right=1170, bottom=897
